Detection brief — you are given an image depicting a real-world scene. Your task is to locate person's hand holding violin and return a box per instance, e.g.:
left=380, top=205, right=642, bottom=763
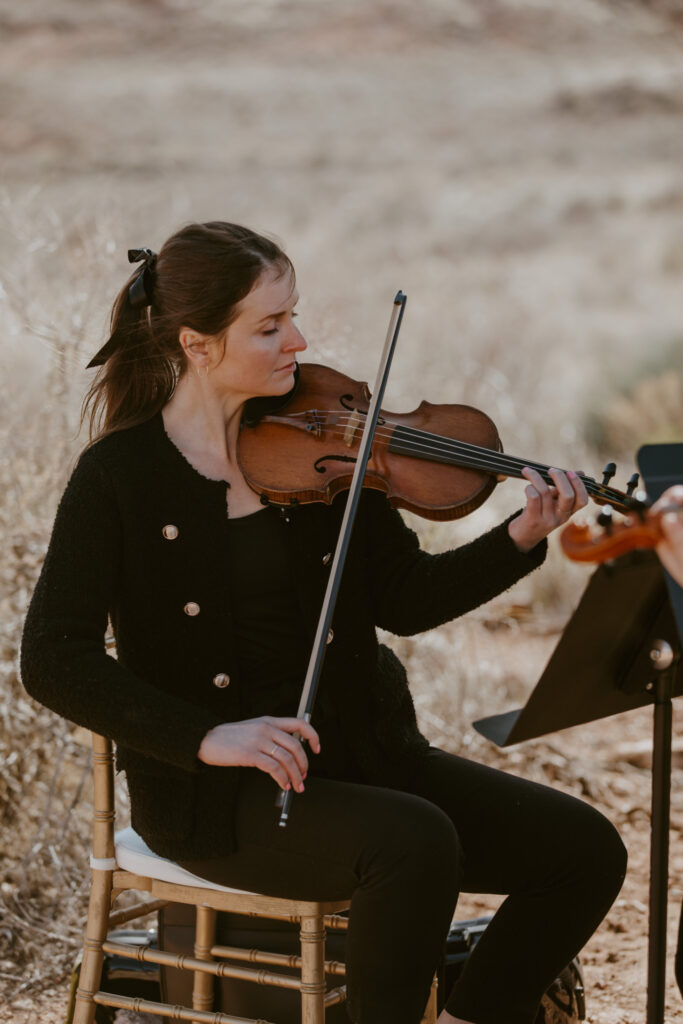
left=654, top=485, right=683, bottom=587
left=507, top=467, right=589, bottom=553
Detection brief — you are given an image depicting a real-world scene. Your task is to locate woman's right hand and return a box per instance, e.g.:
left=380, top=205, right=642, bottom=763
left=197, top=716, right=320, bottom=793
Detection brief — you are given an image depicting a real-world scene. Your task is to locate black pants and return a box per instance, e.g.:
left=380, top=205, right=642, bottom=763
left=179, top=748, right=626, bottom=1024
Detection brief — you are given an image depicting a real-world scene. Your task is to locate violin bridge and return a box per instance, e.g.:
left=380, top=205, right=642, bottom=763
left=344, top=409, right=363, bottom=448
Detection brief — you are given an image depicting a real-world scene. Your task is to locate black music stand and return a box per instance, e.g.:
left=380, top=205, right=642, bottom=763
left=474, top=442, right=683, bottom=1024
left=640, top=442, right=683, bottom=1020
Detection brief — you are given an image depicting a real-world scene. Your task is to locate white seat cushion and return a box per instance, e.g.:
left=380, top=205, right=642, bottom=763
left=114, top=827, right=258, bottom=896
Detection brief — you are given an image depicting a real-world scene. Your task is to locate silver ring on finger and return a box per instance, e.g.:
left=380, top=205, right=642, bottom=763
left=269, top=743, right=280, bottom=758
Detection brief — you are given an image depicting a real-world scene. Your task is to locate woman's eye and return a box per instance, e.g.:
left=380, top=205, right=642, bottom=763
left=262, top=313, right=297, bottom=336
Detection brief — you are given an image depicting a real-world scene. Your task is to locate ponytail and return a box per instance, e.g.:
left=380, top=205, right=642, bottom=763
left=82, top=223, right=293, bottom=444
left=82, top=251, right=177, bottom=442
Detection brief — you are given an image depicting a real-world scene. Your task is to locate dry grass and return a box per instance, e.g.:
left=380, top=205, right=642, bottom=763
left=0, top=213, right=121, bottom=1005
left=590, top=364, right=683, bottom=455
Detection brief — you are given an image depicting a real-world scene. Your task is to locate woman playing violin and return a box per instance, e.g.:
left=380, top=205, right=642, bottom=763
left=21, top=221, right=626, bottom=1024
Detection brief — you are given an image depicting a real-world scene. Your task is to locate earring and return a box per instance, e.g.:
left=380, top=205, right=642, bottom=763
left=197, top=364, right=210, bottom=379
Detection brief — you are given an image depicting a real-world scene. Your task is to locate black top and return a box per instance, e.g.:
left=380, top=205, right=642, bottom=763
left=225, top=506, right=307, bottom=714
left=225, top=506, right=360, bottom=779
left=20, top=413, right=547, bottom=859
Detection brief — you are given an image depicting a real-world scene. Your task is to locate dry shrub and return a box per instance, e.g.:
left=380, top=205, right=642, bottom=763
left=588, top=367, right=683, bottom=458
left=555, top=80, right=683, bottom=120
left=0, top=512, right=96, bottom=1003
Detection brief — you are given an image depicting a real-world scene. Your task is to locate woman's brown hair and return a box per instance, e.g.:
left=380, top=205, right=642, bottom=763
left=82, top=222, right=293, bottom=442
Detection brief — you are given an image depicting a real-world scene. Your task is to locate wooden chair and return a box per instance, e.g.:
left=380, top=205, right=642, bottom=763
left=70, top=733, right=438, bottom=1024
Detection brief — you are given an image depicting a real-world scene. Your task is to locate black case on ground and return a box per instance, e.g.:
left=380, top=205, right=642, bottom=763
left=157, top=906, right=585, bottom=1022
left=159, top=904, right=349, bottom=1023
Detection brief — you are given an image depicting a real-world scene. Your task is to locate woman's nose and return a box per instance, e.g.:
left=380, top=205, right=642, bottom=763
left=284, top=322, right=307, bottom=352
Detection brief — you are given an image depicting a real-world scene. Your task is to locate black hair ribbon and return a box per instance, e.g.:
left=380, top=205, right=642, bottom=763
left=86, top=247, right=157, bottom=368
left=126, top=248, right=157, bottom=310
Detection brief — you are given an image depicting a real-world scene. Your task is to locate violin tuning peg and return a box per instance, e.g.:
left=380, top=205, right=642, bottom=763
left=597, top=505, right=614, bottom=533
left=601, top=462, right=617, bottom=487
left=626, top=472, right=639, bottom=497
left=631, top=489, right=651, bottom=520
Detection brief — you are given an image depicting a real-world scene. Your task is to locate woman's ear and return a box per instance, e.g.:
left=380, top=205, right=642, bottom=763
left=179, top=327, right=212, bottom=372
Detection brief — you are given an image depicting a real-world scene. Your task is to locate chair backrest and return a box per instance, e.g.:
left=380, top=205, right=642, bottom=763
left=91, top=733, right=116, bottom=864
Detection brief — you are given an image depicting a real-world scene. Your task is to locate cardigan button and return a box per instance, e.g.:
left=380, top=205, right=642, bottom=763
left=183, top=602, right=200, bottom=617
left=326, top=628, right=334, bottom=645
left=213, top=673, right=230, bottom=689
left=162, top=525, right=179, bottom=540
left=322, top=552, right=332, bottom=565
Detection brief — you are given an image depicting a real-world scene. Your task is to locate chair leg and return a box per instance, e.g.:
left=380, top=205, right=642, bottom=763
left=300, top=912, right=326, bottom=1024
left=72, top=869, right=113, bottom=1024
left=421, top=974, right=438, bottom=1024
left=192, top=904, right=217, bottom=1020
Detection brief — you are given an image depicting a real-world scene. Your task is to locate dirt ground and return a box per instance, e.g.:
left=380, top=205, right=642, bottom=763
left=2, top=0, right=683, bottom=1021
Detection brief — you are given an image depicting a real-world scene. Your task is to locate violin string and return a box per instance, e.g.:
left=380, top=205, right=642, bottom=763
left=313, top=414, right=623, bottom=504
left=390, top=430, right=581, bottom=485
left=333, top=413, right=554, bottom=476
left=290, top=409, right=514, bottom=467
left=377, top=437, right=622, bottom=505
left=319, top=414, right=626, bottom=505
left=277, top=410, right=626, bottom=507
left=296, top=409, right=554, bottom=476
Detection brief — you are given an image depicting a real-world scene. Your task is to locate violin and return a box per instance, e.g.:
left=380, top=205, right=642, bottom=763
left=560, top=503, right=683, bottom=563
left=239, top=362, right=635, bottom=520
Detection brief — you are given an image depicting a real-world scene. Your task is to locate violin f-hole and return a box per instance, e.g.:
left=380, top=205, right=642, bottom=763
left=314, top=454, right=358, bottom=474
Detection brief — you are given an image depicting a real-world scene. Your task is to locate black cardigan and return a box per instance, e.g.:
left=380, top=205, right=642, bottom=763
left=20, top=414, right=546, bottom=860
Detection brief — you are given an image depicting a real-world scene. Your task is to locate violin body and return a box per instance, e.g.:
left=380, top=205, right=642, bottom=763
left=239, top=363, right=503, bottom=521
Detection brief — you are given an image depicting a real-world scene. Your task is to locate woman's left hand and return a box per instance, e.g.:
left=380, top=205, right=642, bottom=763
left=508, top=467, right=589, bottom=553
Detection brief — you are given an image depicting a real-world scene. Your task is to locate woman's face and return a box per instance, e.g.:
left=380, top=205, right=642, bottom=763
left=213, top=267, right=307, bottom=401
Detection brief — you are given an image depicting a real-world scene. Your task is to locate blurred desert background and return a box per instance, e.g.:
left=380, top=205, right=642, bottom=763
left=2, top=0, right=683, bottom=1021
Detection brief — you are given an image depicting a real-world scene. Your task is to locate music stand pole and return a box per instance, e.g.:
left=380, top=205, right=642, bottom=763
left=647, top=641, right=677, bottom=1024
